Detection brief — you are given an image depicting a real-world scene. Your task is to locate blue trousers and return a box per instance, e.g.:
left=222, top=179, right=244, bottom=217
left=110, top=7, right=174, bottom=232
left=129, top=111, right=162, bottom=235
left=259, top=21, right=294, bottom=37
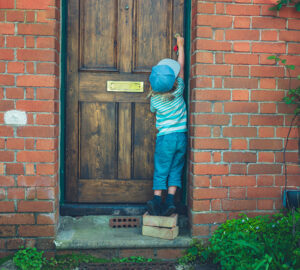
left=153, top=132, right=187, bottom=190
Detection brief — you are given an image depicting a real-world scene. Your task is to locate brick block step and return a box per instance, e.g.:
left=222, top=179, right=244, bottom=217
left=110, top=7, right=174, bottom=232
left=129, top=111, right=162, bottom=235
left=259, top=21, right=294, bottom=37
left=143, top=212, right=178, bottom=228
left=142, top=225, right=179, bottom=240
left=109, top=217, right=140, bottom=228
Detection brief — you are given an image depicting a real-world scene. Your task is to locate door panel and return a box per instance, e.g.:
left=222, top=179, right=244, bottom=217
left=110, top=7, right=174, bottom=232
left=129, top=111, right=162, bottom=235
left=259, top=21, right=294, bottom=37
left=66, top=0, right=184, bottom=203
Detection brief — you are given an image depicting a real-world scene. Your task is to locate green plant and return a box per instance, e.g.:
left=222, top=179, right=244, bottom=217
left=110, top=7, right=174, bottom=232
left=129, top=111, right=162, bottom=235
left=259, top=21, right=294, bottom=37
left=13, top=247, right=46, bottom=270
left=270, top=0, right=300, bottom=12
left=117, top=256, right=153, bottom=263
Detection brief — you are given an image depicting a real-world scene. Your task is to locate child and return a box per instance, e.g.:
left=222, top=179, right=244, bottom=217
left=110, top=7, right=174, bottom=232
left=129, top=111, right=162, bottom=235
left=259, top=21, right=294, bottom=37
left=147, top=36, right=187, bottom=216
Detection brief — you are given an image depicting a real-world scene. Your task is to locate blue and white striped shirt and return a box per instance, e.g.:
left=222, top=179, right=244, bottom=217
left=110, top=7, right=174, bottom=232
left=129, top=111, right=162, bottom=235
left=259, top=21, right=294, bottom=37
left=150, top=77, right=187, bottom=136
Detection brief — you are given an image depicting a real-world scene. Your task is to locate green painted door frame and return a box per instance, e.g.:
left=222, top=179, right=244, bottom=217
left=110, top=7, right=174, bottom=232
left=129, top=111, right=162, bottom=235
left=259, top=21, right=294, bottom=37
left=59, top=0, right=192, bottom=205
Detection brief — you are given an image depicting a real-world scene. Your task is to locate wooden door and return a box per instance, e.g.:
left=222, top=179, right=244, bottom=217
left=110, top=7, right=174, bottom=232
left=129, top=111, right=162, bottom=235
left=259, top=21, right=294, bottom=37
left=66, top=0, right=184, bottom=203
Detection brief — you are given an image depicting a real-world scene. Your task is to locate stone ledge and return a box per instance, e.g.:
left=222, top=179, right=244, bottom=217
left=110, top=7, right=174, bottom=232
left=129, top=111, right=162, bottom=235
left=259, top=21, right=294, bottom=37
left=55, top=216, right=192, bottom=250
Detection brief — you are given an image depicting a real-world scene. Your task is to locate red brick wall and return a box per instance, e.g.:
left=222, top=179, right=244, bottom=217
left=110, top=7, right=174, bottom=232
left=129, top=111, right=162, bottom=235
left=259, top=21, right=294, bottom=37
left=189, top=0, right=300, bottom=238
left=0, top=0, right=60, bottom=256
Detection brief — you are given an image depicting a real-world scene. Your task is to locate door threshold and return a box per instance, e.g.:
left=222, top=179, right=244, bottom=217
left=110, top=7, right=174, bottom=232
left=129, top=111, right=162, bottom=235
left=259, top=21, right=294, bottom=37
left=55, top=215, right=191, bottom=250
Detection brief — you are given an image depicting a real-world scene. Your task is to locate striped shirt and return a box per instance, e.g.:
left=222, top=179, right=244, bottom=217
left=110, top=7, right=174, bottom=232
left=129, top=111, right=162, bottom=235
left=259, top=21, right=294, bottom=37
left=150, top=77, right=187, bottom=136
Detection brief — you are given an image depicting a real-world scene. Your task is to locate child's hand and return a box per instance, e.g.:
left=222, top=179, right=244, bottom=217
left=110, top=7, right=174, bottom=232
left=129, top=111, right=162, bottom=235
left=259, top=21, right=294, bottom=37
left=176, top=36, right=184, bottom=48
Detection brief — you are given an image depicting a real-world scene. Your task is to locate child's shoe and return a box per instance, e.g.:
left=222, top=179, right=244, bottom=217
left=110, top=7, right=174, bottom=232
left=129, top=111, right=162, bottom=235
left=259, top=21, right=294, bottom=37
left=146, top=195, right=161, bottom=216
left=161, top=194, right=176, bottom=216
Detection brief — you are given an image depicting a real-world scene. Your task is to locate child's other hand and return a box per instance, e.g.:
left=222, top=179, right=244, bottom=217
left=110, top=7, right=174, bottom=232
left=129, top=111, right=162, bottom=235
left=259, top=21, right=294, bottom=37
left=176, top=36, right=184, bottom=48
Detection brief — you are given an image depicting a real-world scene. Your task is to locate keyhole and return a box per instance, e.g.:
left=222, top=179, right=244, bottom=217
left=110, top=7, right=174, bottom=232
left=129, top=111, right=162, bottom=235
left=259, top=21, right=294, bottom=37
left=125, top=5, right=129, bottom=10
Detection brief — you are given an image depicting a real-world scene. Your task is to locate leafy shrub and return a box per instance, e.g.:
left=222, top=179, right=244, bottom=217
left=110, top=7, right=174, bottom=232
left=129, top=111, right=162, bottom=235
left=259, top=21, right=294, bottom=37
left=13, top=247, right=46, bottom=270
left=180, top=211, right=300, bottom=270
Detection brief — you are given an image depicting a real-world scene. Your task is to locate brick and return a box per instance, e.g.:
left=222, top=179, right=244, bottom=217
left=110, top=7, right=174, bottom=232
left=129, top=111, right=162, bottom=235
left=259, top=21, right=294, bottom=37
left=261, top=30, right=278, bottom=41
left=193, top=188, right=227, bottom=199
left=234, top=17, right=250, bottom=28
left=223, top=127, right=256, bottom=137
left=233, top=42, right=250, bottom=52
left=143, top=212, right=177, bottom=228
left=222, top=176, right=256, bottom=186
left=289, top=19, right=300, bottom=30
left=224, top=78, right=258, bottom=89
left=192, top=200, right=210, bottom=211
left=248, top=164, right=282, bottom=175
left=230, top=164, right=247, bottom=174
left=247, top=187, right=281, bottom=198
left=0, top=226, right=15, bottom=237
left=17, top=201, right=53, bottom=212
left=119, top=249, right=155, bottom=259
left=26, top=187, right=36, bottom=199
left=230, top=187, right=246, bottom=199
left=252, top=43, right=285, bottom=53
left=6, top=163, right=24, bottom=175
left=197, top=3, right=215, bottom=13
left=251, top=66, right=284, bottom=78
left=37, top=213, right=55, bottom=224
left=0, top=213, right=34, bottom=224
left=157, top=249, right=183, bottom=259
left=193, top=139, right=229, bottom=149
left=7, top=188, right=25, bottom=199
left=17, top=75, right=56, bottom=87
left=232, top=115, right=248, bottom=125
left=25, top=164, right=35, bottom=175
left=193, top=164, right=229, bottom=175
left=17, top=151, right=56, bottom=162
left=257, top=199, right=274, bottom=210
left=191, top=225, right=210, bottom=237
left=250, top=139, right=282, bottom=150
left=279, top=30, right=300, bottom=42
left=6, top=87, right=24, bottom=99
left=17, top=0, right=50, bottom=10
left=19, top=225, right=55, bottom=237
left=224, top=53, right=258, bottom=64
left=193, top=176, right=210, bottom=187
left=0, top=126, right=14, bottom=137
left=226, top=4, right=260, bottom=15
left=0, top=23, right=15, bottom=35
left=233, top=66, right=249, bottom=76
left=196, top=40, right=231, bottom=51
left=231, top=139, right=248, bottom=150
left=193, top=115, right=230, bottom=125
left=252, top=17, right=286, bottom=29
left=196, top=15, right=233, bottom=28
left=194, top=64, right=231, bottom=76
left=257, top=176, right=274, bottom=186
left=0, top=189, right=5, bottom=200
left=194, top=27, right=213, bottom=38
left=195, top=52, right=213, bottom=63
left=195, top=90, right=230, bottom=101
left=6, top=239, right=25, bottom=250
left=251, top=90, right=285, bottom=102
left=37, top=63, right=58, bottom=75
left=16, top=100, right=56, bottom=112
left=0, top=75, right=15, bottom=86
left=222, top=199, right=256, bottom=211
left=6, top=10, right=25, bottom=22
left=0, top=0, right=15, bottom=8
left=250, top=115, right=284, bottom=126
left=0, top=201, right=15, bottom=212
left=36, top=187, right=55, bottom=199
left=223, top=152, right=257, bottom=163
left=193, top=152, right=211, bottom=162
left=36, top=37, right=56, bottom=48
left=18, top=49, right=56, bottom=62
left=17, top=126, right=56, bottom=137
left=224, top=102, right=258, bottom=113
left=193, top=213, right=226, bottom=224
left=0, top=49, right=15, bottom=60
left=26, top=62, right=35, bottom=73
left=260, top=103, right=277, bottom=114
left=17, top=176, right=55, bottom=187
left=226, top=30, right=259, bottom=40
left=0, top=176, right=14, bottom=186
left=258, top=152, right=274, bottom=162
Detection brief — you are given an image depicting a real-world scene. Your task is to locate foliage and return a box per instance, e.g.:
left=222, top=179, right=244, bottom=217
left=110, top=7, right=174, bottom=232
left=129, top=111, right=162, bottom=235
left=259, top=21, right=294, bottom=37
left=13, top=247, right=46, bottom=270
left=270, top=0, right=300, bottom=12
left=268, top=55, right=300, bottom=115
left=117, top=256, right=153, bottom=263
left=179, top=211, right=300, bottom=270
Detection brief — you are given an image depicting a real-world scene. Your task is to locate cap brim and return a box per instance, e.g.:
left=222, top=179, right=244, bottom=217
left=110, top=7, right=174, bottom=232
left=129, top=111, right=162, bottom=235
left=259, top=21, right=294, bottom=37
left=157, top=58, right=180, bottom=78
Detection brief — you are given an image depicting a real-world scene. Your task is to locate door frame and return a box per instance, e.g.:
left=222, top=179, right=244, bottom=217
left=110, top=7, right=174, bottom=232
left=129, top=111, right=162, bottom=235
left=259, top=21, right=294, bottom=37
left=60, top=0, right=192, bottom=216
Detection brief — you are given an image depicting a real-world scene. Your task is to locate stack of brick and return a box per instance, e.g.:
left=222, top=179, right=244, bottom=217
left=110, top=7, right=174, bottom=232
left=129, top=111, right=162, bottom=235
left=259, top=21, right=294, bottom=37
left=142, top=212, right=179, bottom=240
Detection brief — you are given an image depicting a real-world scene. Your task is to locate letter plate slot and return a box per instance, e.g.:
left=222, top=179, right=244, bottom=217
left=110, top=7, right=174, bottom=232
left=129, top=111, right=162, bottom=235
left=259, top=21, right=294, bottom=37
left=107, top=81, right=144, bottom=92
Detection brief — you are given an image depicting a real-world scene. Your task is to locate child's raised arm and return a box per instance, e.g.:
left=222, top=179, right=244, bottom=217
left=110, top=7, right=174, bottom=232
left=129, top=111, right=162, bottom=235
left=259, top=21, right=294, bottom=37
left=176, top=36, right=184, bottom=79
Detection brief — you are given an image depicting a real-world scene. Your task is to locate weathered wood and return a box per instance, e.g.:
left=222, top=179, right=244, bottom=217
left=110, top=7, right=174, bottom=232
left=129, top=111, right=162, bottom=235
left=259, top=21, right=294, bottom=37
left=142, top=225, right=179, bottom=240
left=66, top=0, right=184, bottom=204
left=143, top=212, right=178, bottom=228
left=78, top=179, right=153, bottom=203
left=65, top=0, right=79, bottom=202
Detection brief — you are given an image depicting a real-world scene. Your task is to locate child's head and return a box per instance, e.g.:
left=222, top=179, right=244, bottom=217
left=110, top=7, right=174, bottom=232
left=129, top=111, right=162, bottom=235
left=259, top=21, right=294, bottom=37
left=149, top=58, right=180, bottom=93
